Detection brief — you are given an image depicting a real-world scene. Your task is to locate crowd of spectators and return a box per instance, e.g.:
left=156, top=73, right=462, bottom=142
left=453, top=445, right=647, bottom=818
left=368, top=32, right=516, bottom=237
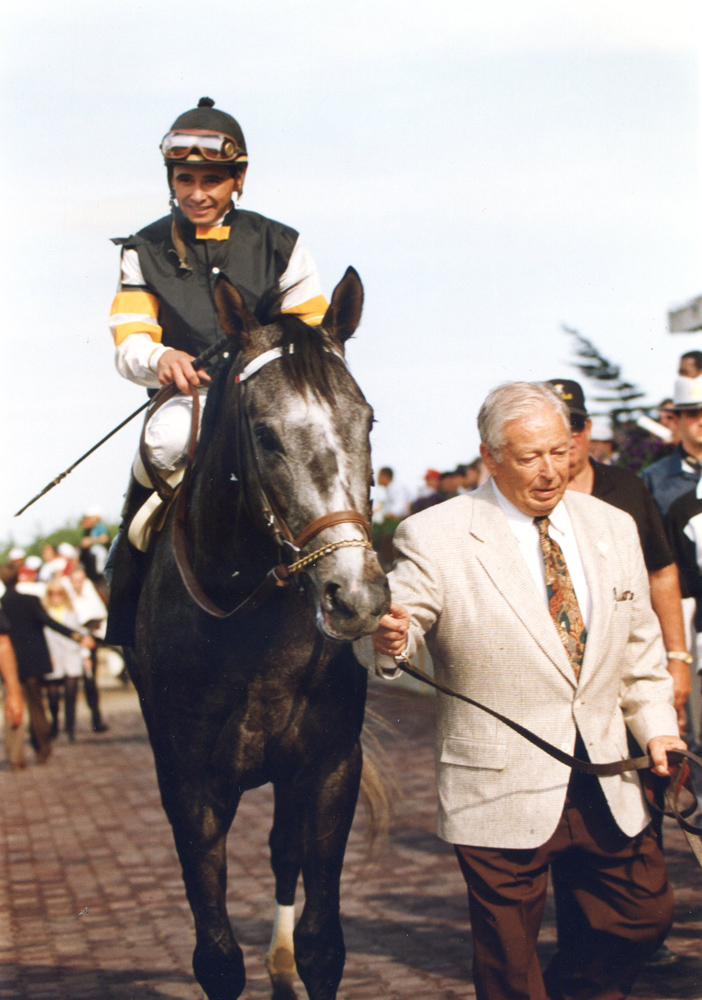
left=0, top=508, right=118, bottom=770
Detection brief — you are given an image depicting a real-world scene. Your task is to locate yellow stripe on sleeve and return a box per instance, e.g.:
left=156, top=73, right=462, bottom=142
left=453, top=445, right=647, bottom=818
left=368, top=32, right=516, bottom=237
left=111, top=290, right=160, bottom=319
left=281, top=294, right=329, bottom=326
left=110, top=291, right=162, bottom=345
left=112, top=321, right=163, bottom=346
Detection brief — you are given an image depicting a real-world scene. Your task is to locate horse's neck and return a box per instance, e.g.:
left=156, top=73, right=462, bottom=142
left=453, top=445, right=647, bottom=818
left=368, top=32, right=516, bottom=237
left=188, top=437, right=273, bottom=597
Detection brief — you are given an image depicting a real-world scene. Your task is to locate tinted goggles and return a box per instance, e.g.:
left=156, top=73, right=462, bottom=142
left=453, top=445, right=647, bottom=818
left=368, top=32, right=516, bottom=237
left=160, top=130, right=247, bottom=163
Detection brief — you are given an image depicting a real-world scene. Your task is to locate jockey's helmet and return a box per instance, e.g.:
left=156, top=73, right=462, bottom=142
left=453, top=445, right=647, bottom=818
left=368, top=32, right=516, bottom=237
left=161, top=97, right=248, bottom=174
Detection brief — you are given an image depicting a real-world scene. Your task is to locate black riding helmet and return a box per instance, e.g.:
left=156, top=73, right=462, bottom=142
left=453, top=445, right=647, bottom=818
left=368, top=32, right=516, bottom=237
left=161, top=97, right=248, bottom=183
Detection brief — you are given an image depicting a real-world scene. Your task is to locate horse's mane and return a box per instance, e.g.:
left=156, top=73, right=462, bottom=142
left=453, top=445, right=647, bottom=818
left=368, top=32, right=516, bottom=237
left=198, top=289, right=343, bottom=450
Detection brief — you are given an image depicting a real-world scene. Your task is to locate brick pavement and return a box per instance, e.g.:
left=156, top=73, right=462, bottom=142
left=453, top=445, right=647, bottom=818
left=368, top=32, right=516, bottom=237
left=1, top=681, right=701, bottom=1000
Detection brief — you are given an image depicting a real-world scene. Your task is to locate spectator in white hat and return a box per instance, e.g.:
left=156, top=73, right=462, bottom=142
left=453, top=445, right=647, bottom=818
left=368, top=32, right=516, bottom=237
left=642, top=376, right=702, bottom=519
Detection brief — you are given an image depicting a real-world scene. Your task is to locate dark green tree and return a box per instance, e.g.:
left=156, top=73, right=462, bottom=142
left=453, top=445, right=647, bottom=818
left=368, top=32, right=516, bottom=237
left=562, top=325, right=671, bottom=472
left=562, top=325, right=646, bottom=426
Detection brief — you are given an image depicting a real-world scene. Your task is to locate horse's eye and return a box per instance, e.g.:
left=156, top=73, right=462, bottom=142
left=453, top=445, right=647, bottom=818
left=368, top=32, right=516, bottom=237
left=254, top=425, right=281, bottom=453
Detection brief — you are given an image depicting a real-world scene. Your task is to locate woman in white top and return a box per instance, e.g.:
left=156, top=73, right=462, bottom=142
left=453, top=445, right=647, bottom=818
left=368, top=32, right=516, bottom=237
left=42, top=580, right=84, bottom=741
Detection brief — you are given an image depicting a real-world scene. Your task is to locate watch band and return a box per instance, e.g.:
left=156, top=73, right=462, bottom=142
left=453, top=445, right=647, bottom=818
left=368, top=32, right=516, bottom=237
left=666, top=651, right=693, bottom=664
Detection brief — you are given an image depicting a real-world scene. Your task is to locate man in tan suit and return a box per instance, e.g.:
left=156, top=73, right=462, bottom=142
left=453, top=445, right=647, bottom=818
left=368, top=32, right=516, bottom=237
left=373, top=382, right=685, bottom=1000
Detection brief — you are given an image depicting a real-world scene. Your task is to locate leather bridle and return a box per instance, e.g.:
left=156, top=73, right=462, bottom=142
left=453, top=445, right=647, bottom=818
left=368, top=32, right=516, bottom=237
left=140, top=344, right=373, bottom=620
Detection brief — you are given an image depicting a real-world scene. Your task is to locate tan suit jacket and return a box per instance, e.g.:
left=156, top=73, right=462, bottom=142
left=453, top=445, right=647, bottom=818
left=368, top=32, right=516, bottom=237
left=384, top=481, right=677, bottom=849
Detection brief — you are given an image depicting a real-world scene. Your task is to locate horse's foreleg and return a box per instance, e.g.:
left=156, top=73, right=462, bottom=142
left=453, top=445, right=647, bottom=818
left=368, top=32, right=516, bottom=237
left=168, top=799, right=245, bottom=1000
left=267, top=782, right=301, bottom=1000
left=294, top=743, right=362, bottom=1000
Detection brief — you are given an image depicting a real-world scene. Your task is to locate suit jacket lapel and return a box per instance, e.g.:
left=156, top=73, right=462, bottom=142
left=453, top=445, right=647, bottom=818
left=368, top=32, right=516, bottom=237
left=470, top=486, right=576, bottom=686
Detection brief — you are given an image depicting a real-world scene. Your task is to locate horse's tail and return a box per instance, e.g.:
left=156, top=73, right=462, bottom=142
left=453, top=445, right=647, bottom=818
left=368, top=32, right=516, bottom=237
left=359, top=706, right=401, bottom=860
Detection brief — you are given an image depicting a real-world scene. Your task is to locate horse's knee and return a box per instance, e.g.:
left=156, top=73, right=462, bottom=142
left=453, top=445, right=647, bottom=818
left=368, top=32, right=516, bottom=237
left=193, top=940, right=246, bottom=1000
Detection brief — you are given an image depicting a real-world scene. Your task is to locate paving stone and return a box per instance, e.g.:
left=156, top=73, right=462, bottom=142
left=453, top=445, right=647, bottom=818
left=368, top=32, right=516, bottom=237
left=1, top=683, right=701, bottom=998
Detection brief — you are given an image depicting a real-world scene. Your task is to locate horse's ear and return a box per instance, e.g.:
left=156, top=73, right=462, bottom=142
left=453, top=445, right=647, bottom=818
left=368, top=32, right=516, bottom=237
left=322, top=267, right=364, bottom=347
left=213, top=276, right=257, bottom=348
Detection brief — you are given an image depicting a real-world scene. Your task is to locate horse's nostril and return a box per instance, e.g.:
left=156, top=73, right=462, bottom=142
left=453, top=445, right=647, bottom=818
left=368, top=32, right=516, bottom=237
left=324, top=582, right=356, bottom=620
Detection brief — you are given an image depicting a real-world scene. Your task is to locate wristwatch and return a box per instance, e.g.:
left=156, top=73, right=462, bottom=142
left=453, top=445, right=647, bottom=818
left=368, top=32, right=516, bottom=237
left=666, top=650, right=694, bottom=664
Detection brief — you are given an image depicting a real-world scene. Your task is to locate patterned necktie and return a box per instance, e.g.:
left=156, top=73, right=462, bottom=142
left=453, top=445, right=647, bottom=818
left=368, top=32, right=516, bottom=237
left=534, top=516, right=587, bottom=679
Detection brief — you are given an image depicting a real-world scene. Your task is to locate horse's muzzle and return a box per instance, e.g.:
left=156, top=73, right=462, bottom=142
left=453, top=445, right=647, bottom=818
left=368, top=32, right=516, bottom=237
left=315, top=551, right=390, bottom=641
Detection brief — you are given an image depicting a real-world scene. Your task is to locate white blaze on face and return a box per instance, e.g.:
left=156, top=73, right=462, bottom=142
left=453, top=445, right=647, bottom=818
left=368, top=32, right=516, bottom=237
left=281, top=391, right=362, bottom=534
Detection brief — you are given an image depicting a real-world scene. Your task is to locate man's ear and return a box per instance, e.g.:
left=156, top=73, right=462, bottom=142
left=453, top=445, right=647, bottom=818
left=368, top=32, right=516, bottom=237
left=479, top=442, right=498, bottom=478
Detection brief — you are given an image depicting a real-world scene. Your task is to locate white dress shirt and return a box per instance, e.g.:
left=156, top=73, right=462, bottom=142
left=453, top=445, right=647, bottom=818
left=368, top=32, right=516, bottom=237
left=491, top=480, right=591, bottom=630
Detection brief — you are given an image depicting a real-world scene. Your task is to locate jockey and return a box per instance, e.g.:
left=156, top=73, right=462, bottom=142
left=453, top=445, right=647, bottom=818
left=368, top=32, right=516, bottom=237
left=110, top=95, right=327, bottom=485
left=105, top=97, right=328, bottom=645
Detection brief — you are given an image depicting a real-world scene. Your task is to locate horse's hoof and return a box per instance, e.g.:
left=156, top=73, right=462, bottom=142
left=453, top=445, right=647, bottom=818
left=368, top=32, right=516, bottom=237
left=193, top=942, right=246, bottom=1000
left=270, top=972, right=298, bottom=1000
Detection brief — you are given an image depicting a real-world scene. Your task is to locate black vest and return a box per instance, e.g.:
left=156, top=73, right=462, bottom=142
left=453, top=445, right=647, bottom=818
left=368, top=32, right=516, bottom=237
left=113, top=207, right=298, bottom=357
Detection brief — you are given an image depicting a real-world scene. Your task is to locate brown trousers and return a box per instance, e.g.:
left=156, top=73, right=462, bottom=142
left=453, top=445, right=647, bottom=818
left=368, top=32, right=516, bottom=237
left=23, top=678, right=52, bottom=762
left=455, top=769, right=673, bottom=1000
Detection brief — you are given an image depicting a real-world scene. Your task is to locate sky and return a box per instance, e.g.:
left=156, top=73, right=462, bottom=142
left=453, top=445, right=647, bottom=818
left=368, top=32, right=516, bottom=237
left=1, top=0, right=701, bottom=545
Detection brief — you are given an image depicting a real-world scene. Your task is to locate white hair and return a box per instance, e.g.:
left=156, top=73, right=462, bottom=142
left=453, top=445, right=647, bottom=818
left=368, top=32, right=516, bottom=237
left=478, top=382, right=570, bottom=459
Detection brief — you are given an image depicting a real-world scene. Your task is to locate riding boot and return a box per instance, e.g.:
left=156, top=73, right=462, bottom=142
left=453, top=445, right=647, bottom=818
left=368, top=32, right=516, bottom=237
left=104, top=477, right=154, bottom=647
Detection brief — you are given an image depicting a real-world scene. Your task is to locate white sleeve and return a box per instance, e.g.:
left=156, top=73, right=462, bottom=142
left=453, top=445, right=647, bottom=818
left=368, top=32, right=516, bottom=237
left=278, top=236, right=327, bottom=323
left=120, top=247, right=146, bottom=288
left=115, top=334, right=169, bottom=388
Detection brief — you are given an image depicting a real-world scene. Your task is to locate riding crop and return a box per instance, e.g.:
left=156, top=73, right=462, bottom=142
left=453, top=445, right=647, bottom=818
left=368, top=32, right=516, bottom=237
left=14, top=335, right=232, bottom=517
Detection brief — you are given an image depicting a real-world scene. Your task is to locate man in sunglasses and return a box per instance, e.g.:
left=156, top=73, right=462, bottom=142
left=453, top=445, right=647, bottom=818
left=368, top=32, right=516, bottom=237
left=548, top=379, right=690, bottom=731
left=105, top=97, right=327, bottom=644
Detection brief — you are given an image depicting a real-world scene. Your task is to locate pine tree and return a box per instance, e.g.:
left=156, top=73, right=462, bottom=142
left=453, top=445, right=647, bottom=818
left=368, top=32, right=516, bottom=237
left=562, top=325, right=671, bottom=472
left=562, top=325, right=646, bottom=427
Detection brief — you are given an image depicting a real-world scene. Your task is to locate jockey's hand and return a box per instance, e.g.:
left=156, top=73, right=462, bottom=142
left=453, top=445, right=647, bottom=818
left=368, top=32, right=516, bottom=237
left=372, top=602, right=410, bottom=658
left=648, top=734, right=688, bottom=777
left=79, top=635, right=96, bottom=650
left=157, top=349, right=212, bottom=393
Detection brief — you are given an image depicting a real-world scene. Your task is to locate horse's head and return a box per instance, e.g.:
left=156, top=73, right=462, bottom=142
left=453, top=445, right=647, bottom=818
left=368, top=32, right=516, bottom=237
left=211, top=268, right=390, bottom=641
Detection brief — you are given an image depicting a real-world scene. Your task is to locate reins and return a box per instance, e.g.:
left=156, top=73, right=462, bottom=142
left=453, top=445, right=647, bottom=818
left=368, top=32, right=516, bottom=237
left=396, top=655, right=702, bottom=865
left=141, top=343, right=373, bottom=620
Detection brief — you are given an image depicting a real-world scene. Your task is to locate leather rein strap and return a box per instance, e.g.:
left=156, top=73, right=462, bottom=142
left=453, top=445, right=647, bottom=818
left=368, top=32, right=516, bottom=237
left=397, top=656, right=702, bottom=863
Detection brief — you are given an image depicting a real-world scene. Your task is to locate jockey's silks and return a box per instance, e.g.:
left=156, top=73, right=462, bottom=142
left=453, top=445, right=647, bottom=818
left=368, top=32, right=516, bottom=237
left=109, top=207, right=327, bottom=357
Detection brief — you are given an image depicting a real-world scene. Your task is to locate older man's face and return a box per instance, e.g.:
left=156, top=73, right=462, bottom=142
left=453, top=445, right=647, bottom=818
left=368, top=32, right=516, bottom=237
left=481, top=406, right=570, bottom=517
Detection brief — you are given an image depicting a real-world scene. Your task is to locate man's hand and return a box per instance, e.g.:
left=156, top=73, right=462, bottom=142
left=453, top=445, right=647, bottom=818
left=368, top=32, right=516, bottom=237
left=157, top=349, right=212, bottom=393
left=666, top=658, right=692, bottom=735
left=4, top=686, right=23, bottom=729
left=372, top=602, right=410, bottom=658
left=648, top=734, right=688, bottom=776
left=80, top=635, right=96, bottom=650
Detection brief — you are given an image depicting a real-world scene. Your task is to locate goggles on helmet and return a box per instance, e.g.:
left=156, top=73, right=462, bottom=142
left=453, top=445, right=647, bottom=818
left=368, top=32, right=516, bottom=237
left=160, top=129, right=247, bottom=163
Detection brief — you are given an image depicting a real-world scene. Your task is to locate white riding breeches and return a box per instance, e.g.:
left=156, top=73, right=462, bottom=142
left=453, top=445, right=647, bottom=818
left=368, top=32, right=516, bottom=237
left=132, top=388, right=208, bottom=485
